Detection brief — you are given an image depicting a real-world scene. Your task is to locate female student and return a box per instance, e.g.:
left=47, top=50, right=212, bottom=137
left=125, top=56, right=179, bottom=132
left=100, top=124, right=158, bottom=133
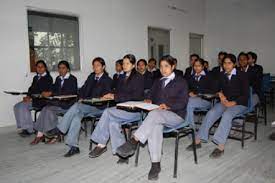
left=51, top=57, right=113, bottom=157
left=116, top=55, right=189, bottom=180
left=30, top=61, right=78, bottom=145
left=185, top=59, right=214, bottom=129
left=136, top=59, right=153, bottom=93
left=187, top=54, right=249, bottom=159
left=14, top=60, right=53, bottom=137
left=89, top=54, right=144, bottom=163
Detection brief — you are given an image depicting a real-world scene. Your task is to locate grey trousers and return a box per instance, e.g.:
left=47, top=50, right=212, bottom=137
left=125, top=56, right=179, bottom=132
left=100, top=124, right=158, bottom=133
left=14, top=101, right=33, bottom=133
left=134, top=109, right=184, bottom=162
left=57, top=102, right=103, bottom=147
left=91, top=107, right=141, bottom=154
left=34, top=105, right=66, bottom=133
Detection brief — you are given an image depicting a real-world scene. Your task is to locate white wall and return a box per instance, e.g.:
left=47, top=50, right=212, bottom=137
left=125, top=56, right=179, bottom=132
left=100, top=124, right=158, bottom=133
left=0, top=0, right=205, bottom=126
left=204, top=0, right=275, bottom=72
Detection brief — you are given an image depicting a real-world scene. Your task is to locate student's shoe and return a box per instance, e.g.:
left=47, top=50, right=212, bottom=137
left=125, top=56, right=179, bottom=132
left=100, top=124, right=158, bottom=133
left=148, top=162, right=161, bottom=181
left=45, top=128, right=62, bottom=138
left=209, top=148, right=224, bottom=159
left=30, top=136, right=45, bottom=145
left=116, top=139, right=138, bottom=158
left=19, top=130, right=33, bottom=137
left=64, top=146, right=80, bottom=157
left=269, top=132, right=275, bottom=141
left=89, top=146, right=107, bottom=158
left=186, top=143, right=201, bottom=151
left=117, top=157, right=129, bottom=164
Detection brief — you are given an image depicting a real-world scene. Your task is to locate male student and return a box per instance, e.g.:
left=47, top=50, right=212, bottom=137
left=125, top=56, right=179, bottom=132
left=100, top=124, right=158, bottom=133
left=211, top=51, right=227, bottom=75
left=184, top=54, right=199, bottom=79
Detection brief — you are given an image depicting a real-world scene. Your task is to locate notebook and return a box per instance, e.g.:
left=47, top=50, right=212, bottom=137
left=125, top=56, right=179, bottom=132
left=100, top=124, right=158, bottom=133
left=116, top=101, right=159, bottom=111
left=80, top=98, right=113, bottom=104
left=198, top=93, right=217, bottom=99
left=32, top=94, right=77, bottom=100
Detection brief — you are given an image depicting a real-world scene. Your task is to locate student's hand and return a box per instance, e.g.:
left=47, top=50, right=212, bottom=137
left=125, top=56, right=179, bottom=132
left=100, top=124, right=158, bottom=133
left=218, top=92, right=227, bottom=102
left=223, top=101, right=237, bottom=107
left=144, top=99, right=152, bottom=104
left=41, top=91, right=52, bottom=97
left=159, top=104, right=170, bottom=110
left=102, top=93, right=114, bottom=100
left=189, top=92, right=197, bottom=97
left=23, top=96, right=31, bottom=103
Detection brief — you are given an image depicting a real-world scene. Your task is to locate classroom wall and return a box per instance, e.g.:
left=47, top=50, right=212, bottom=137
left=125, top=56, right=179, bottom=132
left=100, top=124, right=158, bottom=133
left=204, top=0, right=275, bottom=72
left=0, top=0, right=205, bottom=127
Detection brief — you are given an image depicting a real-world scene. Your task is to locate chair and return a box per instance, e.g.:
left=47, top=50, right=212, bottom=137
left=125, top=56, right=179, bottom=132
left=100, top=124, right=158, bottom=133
left=30, top=107, right=41, bottom=122
left=134, top=121, right=198, bottom=178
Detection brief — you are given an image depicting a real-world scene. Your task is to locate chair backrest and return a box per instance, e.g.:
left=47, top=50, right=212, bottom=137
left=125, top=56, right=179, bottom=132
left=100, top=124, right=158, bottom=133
left=262, top=73, right=271, bottom=92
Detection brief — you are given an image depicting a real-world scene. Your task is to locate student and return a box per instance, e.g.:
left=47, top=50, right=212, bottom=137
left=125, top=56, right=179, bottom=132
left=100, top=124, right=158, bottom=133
left=51, top=57, right=113, bottom=157
left=116, top=55, right=189, bottom=180
left=14, top=60, right=53, bottom=137
left=113, top=59, right=124, bottom=90
left=187, top=54, right=249, bottom=159
left=247, top=51, right=263, bottom=99
left=137, top=59, right=154, bottom=93
left=30, top=61, right=78, bottom=145
left=185, top=59, right=214, bottom=128
left=148, top=58, right=161, bottom=79
left=211, top=51, right=227, bottom=75
left=184, top=54, right=199, bottom=79
left=89, top=54, right=144, bottom=163
left=173, top=58, right=184, bottom=77
left=203, top=60, right=210, bottom=72
left=237, top=52, right=260, bottom=108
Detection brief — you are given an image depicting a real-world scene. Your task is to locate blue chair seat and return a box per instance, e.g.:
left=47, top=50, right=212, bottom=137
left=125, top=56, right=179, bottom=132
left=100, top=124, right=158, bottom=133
left=163, top=121, right=190, bottom=133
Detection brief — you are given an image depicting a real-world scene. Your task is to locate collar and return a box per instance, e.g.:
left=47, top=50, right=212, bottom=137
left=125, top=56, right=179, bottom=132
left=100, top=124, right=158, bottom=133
left=161, top=72, right=175, bottom=81
left=37, top=72, right=47, bottom=77
left=125, top=71, right=131, bottom=77
left=139, top=70, right=146, bottom=75
left=148, top=68, right=157, bottom=72
left=220, top=66, right=224, bottom=72
left=60, top=73, right=70, bottom=80
left=225, top=68, right=237, bottom=80
left=195, top=70, right=206, bottom=76
left=95, top=72, right=104, bottom=80
left=244, top=65, right=249, bottom=72
left=117, top=71, right=124, bottom=75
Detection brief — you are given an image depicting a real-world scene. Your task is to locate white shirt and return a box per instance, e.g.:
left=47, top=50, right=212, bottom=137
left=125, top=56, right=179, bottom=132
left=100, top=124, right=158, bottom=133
left=160, top=72, right=175, bottom=87
left=194, top=70, right=206, bottom=81
left=225, top=68, right=237, bottom=80
left=37, top=72, right=47, bottom=78
left=148, top=68, right=157, bottom=72
left=95, top=73, right=104, bottom=80
left=60, top=73, right=70, bottom=87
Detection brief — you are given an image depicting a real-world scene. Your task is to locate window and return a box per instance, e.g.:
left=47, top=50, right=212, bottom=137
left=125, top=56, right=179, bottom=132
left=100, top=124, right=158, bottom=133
left=28, top=10, right=80, bottom=72
left=189, top=33, right=204, bottom=57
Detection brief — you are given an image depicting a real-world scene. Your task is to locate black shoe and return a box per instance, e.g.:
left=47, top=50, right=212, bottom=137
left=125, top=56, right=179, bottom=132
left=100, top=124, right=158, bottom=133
left=64, top=147, right=80, bottom=157
left=45, top=128, right=62, bottom=138
left=117, top=157, right=129, bottom=164
left=209, top=148, right=224, bottom=159
left=186, top=143, right=202, bottom=151
left=148, top=162, right=161, bottom=181
left=269, top=132, right=275, bottom=141
left=89, top=146, right=107, bottom=158
left=19, top=130, right=33, bottom=137
left=116, top=140, right=138, bottom=158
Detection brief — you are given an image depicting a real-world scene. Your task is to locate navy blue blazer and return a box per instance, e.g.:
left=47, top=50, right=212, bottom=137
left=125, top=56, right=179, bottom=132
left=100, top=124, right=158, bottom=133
left=79, top=72, right=113, bottom=100
left=218, top=70, right=249, bottom=106
left=50, top=74, right=78, bottom=109
left=142, top=70, right=154, bottom=90
left=112, top=73, right=124, bottom=90
left=148, top=74, right=189, bottom=119
left=28, top=73, right=53, bottom=108
left=187, top=73, right=215, bottom=94
left=115, top=70, right=144, bottom=103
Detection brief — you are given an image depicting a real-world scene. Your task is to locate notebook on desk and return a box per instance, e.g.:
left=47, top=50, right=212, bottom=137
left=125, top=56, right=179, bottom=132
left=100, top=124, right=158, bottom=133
left=116, top=101, right=159, bottom=111
left=80, top=98, right=113, bottom=104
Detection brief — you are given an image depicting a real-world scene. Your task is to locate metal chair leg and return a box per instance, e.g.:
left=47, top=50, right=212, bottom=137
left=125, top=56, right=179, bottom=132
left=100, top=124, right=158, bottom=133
left=135, top=142, right=140, bottom=167
left=254, top=115, right=258, bottom=140
left=241, top=119, right=245, bottom=148
left=173, top=132, right=179, bottom=178
left=191, top=129, right=198, bottom=164
left=84, top=121, right=88, bottom=137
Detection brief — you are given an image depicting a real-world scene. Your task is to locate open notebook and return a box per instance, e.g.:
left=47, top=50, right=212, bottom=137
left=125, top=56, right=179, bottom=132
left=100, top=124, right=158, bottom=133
left=117, top=101, right=159, bottom=111
left=31, top=94, right=77, bottom=100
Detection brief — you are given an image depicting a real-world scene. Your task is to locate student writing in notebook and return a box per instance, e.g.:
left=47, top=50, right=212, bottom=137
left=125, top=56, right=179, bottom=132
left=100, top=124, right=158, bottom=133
left=89, top=54, right=144, bottom=163
left=14, top=60, right=53, bottom=137
left=30, top=61, right=78, bottom=145
left=187, top=54, right=249, bottom=159
left=116, top=55, right=189, bottom=180
left=49, top=57, right=112, bottom=157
